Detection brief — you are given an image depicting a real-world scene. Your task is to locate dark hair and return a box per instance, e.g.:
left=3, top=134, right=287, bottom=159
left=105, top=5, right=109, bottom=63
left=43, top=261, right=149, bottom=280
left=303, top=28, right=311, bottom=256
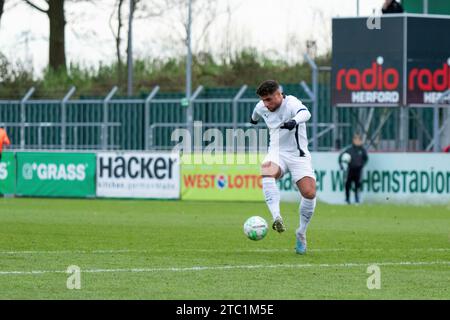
left=256, top=80, right=280, bottom=97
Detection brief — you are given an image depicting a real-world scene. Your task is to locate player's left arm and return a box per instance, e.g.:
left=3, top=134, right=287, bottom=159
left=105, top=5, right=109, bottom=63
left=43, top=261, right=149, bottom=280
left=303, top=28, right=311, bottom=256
left=280, top=98, right=311, bottom=130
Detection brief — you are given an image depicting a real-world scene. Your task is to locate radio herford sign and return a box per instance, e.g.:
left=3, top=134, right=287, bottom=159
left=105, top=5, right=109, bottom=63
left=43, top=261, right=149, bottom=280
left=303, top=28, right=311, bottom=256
left=96, top=152, right=180, bottom=199
left=332, top=15, right=450, bottom=107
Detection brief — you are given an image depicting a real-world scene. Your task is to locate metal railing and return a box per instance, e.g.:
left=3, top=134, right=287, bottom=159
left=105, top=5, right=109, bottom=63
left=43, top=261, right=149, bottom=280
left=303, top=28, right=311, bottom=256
left=0, top=67, right=446, bottom=152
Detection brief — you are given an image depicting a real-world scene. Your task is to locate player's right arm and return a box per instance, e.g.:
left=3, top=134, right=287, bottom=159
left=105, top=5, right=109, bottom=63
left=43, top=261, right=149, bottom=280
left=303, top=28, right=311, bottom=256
left=250, top=106, right=261, bottom=125
left=338, top=148, right=349, bottom=170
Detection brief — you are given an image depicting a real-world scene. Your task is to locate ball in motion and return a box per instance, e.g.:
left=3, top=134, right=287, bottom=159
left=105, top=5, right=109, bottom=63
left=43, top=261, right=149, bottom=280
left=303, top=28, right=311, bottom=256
left=243, top=216, right=268, bottom=241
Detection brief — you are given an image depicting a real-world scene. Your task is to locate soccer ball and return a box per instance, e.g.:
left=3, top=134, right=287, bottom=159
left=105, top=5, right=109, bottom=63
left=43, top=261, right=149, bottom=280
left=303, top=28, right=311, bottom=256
left=243, top=216, right=268, bottom=241
left=341, top=152, right=352, bottom=164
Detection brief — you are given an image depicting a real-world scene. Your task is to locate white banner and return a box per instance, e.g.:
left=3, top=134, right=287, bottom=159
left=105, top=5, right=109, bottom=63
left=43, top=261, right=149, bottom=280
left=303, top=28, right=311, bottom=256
left=96, top=152, right=180, bottom=199
left=280, top=152, right=450, bottom=205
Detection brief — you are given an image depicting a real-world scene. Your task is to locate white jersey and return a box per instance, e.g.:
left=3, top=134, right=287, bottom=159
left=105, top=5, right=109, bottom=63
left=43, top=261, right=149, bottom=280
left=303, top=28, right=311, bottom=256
left=252, top=95, right=310, bottom=157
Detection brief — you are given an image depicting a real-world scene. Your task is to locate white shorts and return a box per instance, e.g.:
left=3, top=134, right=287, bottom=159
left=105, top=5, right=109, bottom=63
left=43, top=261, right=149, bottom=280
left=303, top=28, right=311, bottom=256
left=262, top=151, right=316, bottom=183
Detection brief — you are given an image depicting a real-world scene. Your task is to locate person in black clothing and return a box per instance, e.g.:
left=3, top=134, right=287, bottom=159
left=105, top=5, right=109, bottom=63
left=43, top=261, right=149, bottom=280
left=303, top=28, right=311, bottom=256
left=339, top=134, right=368, bottom=204
left=382, top=0, right=404, bottom=14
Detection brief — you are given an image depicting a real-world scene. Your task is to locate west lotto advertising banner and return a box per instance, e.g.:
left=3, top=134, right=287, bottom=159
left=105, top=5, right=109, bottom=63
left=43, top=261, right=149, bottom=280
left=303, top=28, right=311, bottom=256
left=0, top=152, right=16, bottom=195
left=182, top=156, right=263, bottom=201
left=16, top=152, right=96, bottom=197
left=182, top=153, right=450, bottom=204
left=332, top=15, right=450, bottom=107
left=96, top=152, right=180, bottom=199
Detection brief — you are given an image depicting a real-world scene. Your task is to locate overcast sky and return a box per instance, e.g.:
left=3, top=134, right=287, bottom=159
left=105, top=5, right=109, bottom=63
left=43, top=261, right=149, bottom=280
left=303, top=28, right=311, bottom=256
left=0, top=0, right=385, bottom=76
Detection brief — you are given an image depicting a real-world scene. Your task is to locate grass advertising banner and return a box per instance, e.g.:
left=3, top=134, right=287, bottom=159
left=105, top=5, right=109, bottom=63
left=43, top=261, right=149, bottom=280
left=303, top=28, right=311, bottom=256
left=0, top=152, right=16, bottom=195
left=16, top=152, right=96, bottom=198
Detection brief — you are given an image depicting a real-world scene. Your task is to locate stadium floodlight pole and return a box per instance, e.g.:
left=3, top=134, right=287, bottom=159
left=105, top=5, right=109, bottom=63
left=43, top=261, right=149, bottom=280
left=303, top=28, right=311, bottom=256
left=61, top=86, right=76, bottom=150
left=20, top=87, right=35, bottom=150
left=127, top=0, right=134, bottom=96
left=304, top=54, right=318, bottom=152
left=356, top=0, right=360, bottom=16
left=186, top=0, right=193, bottom=145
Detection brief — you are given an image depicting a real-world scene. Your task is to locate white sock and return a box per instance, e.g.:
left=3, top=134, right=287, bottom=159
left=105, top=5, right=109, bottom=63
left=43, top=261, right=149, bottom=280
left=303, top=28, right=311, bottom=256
left=262, top=177, right=281, bottom=221
left=297, top=197, right=316, bottom=237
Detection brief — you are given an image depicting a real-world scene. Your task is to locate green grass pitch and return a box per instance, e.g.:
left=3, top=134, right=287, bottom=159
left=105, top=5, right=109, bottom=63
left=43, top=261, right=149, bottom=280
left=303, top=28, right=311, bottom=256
left=0, top=198, right=449, bottom=299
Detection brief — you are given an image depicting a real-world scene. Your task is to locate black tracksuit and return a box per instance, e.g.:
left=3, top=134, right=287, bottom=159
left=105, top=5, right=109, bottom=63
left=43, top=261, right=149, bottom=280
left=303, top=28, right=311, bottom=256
left=339, top=145, right=368, bottom=203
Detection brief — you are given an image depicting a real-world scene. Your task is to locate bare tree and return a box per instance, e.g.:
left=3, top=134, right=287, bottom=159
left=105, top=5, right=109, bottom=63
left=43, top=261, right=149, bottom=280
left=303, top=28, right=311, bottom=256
left=109, top=0, right=126, bottom=84
left=157, top=0, right=220, bottom=55
left=182, top=0, right=218, bottom=53
left=0, top=0, right=5, bottom=26
left=109, top=0, right=176, bottom=86
left=23, top=0, right=66, bottom=72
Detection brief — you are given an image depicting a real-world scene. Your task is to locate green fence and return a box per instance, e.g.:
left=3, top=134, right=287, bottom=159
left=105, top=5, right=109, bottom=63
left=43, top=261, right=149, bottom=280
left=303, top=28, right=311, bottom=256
left=402, top=0, right=450, bottom=14
left=0, top=76, right=439, bottom=152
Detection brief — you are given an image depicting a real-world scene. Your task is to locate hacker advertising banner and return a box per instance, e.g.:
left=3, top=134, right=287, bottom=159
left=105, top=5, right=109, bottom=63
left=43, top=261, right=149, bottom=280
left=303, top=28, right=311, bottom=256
left=16, top=152, right=96, bottom=197
left=96, top=152, right=180, bottom=199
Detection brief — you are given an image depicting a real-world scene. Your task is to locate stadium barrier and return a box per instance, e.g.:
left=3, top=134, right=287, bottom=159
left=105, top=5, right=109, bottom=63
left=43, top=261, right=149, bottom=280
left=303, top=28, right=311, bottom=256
left=1, top=151, right=449, bottom=204
left=96, top=152, right=180, bottom=199
left=180, top=152, right=450, bottom=205
left=16, top=152, right=96, bottom=198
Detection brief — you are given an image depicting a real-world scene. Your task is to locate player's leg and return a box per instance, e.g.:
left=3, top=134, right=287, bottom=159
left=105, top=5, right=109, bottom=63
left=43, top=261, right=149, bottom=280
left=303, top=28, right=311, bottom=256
left=261, top=159, right=286, bottom=233
left=295, top=177, right=316, bottom=254
left=345, top=169, right=352, bottom=204
left=354, top=168, right=362, bottom=204
left=288, top=155, right=316, bottom=254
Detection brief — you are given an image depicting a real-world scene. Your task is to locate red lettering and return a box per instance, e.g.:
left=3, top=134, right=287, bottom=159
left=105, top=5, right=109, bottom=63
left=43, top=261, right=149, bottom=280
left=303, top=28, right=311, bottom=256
left=362, top=62, right=377, bottom=90
left=183, top=175, right=197, bottom=188
left=336, top=59, right=400, bottom=92
left=336, top=69, right=346, bottom=90
left=235, top=175, right=243, bottom=188
left=409, top=63, right=450, bottom=92
left=377, top=63, right=383, bottom=90
left=418, top=69, right=433, bottom=91
left=346, top=69, right=361, bottom=91
left=409, top=68, right=418, bottom=90
left=433, top=63, right=448, bottom=91
left=384, top=68, right=399, bottom=90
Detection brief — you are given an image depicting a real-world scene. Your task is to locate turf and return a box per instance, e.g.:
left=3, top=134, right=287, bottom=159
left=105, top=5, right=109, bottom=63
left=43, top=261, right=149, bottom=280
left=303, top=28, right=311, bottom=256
left=0, top=198, right=449, bottom=299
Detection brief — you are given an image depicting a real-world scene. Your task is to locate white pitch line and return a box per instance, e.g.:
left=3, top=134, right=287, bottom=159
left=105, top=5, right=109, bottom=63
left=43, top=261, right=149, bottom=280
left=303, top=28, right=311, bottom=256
left=0, top=248, right=449, bottom=255
left=0, top=261, right=449, bottom=276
